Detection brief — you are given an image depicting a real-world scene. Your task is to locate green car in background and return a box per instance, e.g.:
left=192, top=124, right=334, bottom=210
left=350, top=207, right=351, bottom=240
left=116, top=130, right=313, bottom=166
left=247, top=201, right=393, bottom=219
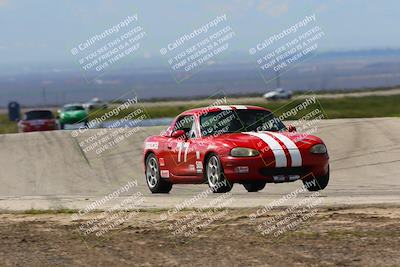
left=57, top=104, right=89, bottom=129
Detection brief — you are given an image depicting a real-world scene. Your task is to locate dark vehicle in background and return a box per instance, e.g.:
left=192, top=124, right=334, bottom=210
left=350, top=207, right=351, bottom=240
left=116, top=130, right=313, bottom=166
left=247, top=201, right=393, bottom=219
left=57, top=104, right=88, bottom=129
left=18, top=110, right=58, bottom=133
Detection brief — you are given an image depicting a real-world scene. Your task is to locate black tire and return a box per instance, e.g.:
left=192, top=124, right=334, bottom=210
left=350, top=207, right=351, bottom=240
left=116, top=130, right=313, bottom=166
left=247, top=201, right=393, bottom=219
left=84, top=120, right=89, bottom=127
left=303, top=166, right=330, bottom=191
left=60, top=122, right=65, bottom=130
left=145, top=153, right=172, bottom=193
left=205, top=154, right=233, bottom=193
left=243, top=181, right=266, bottom=192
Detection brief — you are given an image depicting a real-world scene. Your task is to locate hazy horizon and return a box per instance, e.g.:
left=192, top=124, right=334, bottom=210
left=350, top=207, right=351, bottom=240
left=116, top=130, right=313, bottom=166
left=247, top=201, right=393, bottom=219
left=2, top=1, right=400, bottom=106
left=1, top=0, right=400, bottom=65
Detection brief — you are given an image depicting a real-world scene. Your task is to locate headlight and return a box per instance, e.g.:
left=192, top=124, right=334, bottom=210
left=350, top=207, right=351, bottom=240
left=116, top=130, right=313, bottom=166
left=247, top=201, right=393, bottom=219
left=310, top=144, right=327, bottom=154
left=230, top=147, right=260, bottom=157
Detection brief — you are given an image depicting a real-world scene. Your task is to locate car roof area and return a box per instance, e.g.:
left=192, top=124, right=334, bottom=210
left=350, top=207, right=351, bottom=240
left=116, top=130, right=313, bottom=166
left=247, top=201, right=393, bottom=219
left=25, top=110, right=52, bottom=113
left=181, top=105, right=270, bottom=116
left=64, top=103, right=83, bottom=107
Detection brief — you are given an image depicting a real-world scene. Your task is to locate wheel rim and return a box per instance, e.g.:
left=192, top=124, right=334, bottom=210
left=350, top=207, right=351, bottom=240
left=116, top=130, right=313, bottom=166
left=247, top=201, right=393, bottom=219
left=207, top=156, right=220, bottom=187
left=146, top=157, right=158, bottom=188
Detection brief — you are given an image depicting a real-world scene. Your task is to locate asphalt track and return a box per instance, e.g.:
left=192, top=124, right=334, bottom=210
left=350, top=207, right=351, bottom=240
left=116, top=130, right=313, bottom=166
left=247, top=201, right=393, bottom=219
left=0, top=118, right=399, bottom=211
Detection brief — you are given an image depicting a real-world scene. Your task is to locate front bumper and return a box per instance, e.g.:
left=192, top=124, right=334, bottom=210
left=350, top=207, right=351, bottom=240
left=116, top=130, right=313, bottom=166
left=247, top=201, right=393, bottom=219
left=20, top=125, right=57, bottom=132
left=60, top=117, right=86, bottom=124
left=220, top=154, right=329, bottom=183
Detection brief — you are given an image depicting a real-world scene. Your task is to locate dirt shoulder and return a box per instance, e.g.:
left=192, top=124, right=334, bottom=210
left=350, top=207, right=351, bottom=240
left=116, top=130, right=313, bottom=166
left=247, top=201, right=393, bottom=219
left=0, top=205, right=399, bottom=267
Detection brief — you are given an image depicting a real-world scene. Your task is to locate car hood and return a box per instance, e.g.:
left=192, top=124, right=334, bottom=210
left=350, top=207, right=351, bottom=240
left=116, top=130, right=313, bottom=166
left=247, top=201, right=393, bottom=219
left=61, top=110, right=87, bottom=118
left=263, top=92, right=277, bottom=97
left=212, top=131, right=323, bottom=152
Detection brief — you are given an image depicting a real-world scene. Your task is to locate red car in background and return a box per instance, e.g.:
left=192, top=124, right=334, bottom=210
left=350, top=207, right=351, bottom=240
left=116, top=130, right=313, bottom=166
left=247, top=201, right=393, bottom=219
left=143, top=105, right=329, bottom=193
left=18, top=110, right=58, bottom=133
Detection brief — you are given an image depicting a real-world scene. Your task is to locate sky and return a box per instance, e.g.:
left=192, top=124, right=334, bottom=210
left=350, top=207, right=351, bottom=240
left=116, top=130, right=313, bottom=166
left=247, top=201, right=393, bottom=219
left=0, top=0, right=400, bottom=64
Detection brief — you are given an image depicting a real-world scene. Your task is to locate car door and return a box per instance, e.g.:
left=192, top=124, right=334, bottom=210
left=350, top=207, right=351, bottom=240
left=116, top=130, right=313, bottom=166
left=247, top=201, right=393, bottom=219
left=175, top=115, right=199, bottom=176
left=164, top=115, right=197, bottom=177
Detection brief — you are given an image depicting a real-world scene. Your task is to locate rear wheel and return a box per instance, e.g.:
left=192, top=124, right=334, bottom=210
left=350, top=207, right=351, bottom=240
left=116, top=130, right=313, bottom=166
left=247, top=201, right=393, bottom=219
left=243, top=181, right=266, bottom=192
left=206, top=154, right=233, bottom=193
left=303, top=166, right=330, bottom=191
left=145, top=153, right=172, bottom=193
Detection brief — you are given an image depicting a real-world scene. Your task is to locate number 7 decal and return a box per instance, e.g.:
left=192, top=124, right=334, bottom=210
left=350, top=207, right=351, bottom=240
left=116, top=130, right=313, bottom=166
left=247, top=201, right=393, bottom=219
left=177, top=142, right=190, bottom=162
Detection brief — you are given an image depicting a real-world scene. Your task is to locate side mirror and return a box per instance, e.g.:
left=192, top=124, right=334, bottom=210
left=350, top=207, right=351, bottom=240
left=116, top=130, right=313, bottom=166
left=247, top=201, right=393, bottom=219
left=171, top=130, right=186, bottom=139
left=288, top=125, right=296, bottom=132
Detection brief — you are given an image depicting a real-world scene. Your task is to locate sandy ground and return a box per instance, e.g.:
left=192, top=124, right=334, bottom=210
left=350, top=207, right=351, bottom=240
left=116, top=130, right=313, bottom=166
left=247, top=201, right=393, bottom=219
left=0, top=205, right=399, bottom=267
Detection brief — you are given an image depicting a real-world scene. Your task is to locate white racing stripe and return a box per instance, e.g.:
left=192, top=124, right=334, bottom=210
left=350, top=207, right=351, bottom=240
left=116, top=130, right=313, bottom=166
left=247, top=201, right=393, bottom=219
left=215, top=105, right=232, bottom=110
left=232, top=105, right=247, bottom=109
left=266, top=132, right=302, bottom=167
left=245, top=132, right=287, bottom=167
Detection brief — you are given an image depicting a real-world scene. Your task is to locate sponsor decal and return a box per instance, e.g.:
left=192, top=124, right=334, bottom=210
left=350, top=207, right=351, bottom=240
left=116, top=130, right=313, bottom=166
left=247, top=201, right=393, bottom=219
left=232, top=105, right=247, bottom=109
left=215, top=105, right=232, bottom=110
left=272, top=175, right=300, bottom=182
left=195, top=161, right=203, bottom=169
left=196, top=161, right=203, bottom=173
left=177, top=142, right=190, bottom=162
left=159, top=158, right=165, bottom=166
left=160, top=170, right=170, bottom=178
left=235, top=166, right=249, bottom=173
left=196, top=151, right=200, bottom=159
left=145, top=141, right=159, bottom=149
left=273, top=175, right=286, bottom=182
left=189, top=164, right=195, bottom=171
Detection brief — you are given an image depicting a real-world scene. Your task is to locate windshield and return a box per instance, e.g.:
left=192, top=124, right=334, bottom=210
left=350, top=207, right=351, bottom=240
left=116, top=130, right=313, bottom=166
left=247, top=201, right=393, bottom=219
left=200, top=109, right=286, bottom=137
left=24, top=110, right=54, bottom=120
left=64, top=105, right=84, bottom=111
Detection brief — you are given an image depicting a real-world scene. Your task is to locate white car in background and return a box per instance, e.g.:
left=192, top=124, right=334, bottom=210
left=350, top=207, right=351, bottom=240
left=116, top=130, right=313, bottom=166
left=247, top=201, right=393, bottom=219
left=83, top=97, right=108, bottom=111
left=263, top=88, right=292, bottom=100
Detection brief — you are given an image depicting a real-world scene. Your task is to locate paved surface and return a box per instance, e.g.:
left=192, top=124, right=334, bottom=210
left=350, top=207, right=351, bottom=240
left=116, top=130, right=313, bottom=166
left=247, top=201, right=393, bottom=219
left=0, top=118, right=399, bottom=210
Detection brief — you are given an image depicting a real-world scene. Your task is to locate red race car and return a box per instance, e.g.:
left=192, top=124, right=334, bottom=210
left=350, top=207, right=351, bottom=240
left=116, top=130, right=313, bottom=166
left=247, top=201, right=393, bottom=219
left=18, top=110, right=58, bottom=133
left=143, top=105, right=329, bottom=193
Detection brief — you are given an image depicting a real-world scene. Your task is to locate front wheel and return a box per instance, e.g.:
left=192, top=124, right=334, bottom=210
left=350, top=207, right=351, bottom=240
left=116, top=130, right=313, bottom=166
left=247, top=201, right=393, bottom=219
left=206, top=154, right=233, bottom=193
left=303, top=166, right=330, bottom=191
left=243, top=181, right=266, bottom=192
left=146, top=154, right=172, bottom=194
left=145, top=153, right=172, bottom=193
